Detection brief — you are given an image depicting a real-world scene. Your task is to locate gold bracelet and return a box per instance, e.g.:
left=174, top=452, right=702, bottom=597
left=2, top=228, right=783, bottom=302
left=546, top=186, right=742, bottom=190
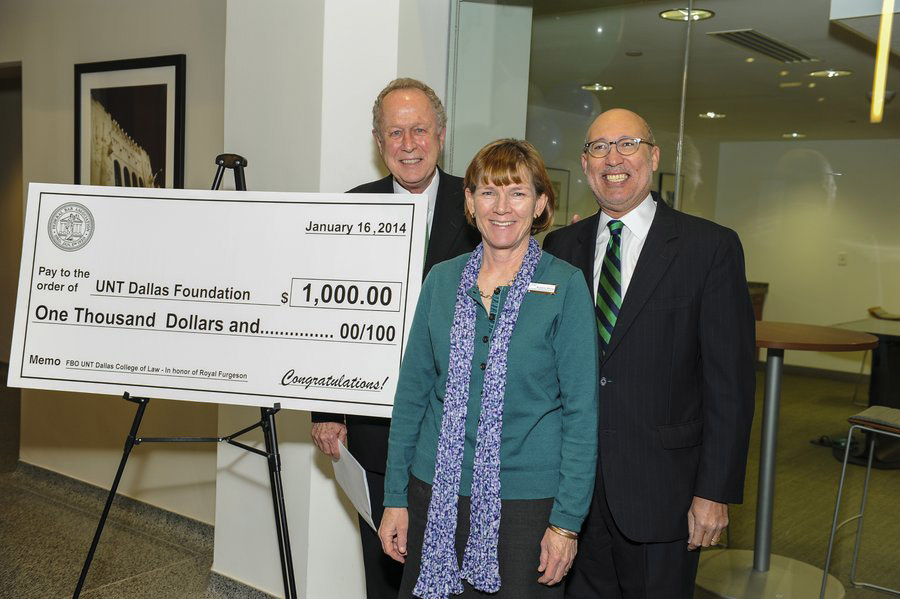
left=549, top=524, right=578, bottom=540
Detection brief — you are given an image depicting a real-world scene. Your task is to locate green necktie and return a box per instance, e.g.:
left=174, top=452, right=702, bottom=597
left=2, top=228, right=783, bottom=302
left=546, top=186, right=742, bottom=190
left=596, top=220, right=624, bottom=353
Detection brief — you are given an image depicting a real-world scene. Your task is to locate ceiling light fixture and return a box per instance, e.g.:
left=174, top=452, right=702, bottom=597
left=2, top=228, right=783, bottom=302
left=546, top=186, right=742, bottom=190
left=597, top=26, right=603, bottom=33
left=745, top=57, right=755, bottom=63
left=698, top=111, right=725, bottom=119
left=779, top=82, right=802, bottom=88
left=808, top=82, right=816, bottom=88
left=809, top=69, right=852, bottom=78
left=580, top=83, right=614, bottom=91
left=779, top=70, right=789, bottom=76
left=782, top=132, right=806, bottom=139
left=870, top=0, right=895, bottom=123
left=659, top=8, right=715, bottom=21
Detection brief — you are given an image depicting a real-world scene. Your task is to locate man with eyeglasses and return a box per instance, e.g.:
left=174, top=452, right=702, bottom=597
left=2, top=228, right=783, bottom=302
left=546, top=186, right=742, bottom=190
left=544, top=108, right=755, bottom=598
left=310, top=78, right=480, bottom=599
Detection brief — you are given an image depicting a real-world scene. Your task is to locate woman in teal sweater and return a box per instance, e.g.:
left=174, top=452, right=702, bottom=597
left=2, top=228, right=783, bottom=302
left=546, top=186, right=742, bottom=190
left=378, top=139, right=599, bottom=599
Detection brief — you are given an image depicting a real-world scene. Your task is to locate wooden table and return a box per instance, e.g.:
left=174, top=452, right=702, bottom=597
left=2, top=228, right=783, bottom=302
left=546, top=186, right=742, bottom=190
left=697, top=322, right=878, bottom=599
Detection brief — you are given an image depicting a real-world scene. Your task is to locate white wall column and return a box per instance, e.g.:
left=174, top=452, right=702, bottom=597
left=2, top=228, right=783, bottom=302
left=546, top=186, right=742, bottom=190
left=215, top=2, right=450, bottom=596
left=446, top=2, right=532, bottom=175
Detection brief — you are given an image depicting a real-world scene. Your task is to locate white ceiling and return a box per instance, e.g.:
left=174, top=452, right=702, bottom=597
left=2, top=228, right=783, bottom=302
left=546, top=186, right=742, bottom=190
left=526, top=0, right=900, bottom=140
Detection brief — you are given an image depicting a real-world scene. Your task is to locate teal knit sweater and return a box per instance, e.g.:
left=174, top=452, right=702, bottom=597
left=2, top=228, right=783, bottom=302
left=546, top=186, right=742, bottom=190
left=384, top=250, right=599, bottom=532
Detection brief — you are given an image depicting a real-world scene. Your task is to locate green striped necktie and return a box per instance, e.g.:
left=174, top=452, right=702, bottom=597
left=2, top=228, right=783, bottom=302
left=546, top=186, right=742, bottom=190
left=596, top=220, right=624, bottom=353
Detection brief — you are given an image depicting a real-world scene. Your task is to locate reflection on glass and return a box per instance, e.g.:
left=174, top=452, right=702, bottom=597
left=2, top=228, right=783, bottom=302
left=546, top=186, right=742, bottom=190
left=453, top=0, right=898, bottom=366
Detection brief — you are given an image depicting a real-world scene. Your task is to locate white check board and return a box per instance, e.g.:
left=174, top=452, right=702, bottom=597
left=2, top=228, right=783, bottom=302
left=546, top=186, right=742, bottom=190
left=8, top=183, right=427, bottom=417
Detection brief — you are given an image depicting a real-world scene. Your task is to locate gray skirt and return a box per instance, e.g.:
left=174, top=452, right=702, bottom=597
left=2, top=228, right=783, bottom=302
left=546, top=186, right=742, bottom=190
left=398, top=476, right=564, bottom=599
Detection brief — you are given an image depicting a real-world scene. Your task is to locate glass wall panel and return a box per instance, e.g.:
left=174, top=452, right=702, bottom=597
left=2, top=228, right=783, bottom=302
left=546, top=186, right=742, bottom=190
left=682, top=0, right=900, bottom=373
left=451, top=0, right=899, bottom=371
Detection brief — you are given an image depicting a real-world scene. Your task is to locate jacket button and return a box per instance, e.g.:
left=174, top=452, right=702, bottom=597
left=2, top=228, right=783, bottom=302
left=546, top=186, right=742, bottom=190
left=489, top=314, right=495, bottom=321
left=600, top=377, right=607, bottom=386
left=480, top=363, right=486, bottom=370
left=482, top=336, right=489, bottom=343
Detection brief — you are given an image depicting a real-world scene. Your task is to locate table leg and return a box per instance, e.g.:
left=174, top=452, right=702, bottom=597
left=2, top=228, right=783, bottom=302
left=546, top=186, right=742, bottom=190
left=695, top=348, right=846, bottom=598
left=753, top=348, right=783, bottom=572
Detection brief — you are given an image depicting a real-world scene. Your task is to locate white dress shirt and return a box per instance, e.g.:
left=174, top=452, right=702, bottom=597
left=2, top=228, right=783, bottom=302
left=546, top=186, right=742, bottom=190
left=392, top=169, right=440, bottom=238
left=593, top=194, right=657, bottom=301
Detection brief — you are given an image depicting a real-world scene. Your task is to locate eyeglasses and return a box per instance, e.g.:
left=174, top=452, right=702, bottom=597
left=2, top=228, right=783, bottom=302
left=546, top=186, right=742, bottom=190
left=583, top=137, right=655, bottom=159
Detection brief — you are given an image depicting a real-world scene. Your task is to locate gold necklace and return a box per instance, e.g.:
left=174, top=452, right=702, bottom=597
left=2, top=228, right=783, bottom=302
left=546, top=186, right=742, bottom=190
left=477, top=279, right=514, bottom=299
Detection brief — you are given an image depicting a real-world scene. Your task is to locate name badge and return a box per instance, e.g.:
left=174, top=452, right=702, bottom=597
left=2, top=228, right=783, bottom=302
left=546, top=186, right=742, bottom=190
left=527, top=282, right=557, bottom=294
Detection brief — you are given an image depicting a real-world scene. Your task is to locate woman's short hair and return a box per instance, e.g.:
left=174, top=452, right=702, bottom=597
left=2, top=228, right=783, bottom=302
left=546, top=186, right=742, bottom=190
left=463, top=139, right=555, bottom=235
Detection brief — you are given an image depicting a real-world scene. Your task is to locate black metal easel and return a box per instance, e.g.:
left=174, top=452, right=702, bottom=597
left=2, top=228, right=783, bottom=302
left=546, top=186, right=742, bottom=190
left=73, top=154, right=298, bottom=599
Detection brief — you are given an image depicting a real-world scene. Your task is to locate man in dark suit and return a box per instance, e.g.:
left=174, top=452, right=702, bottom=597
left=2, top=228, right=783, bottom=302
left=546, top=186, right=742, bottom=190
left=543, top=108, right=755, bottom=598
left=310, top=78, right=479, bottom=599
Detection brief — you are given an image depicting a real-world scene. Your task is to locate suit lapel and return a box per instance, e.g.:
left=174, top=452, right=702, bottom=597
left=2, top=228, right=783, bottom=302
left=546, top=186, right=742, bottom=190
left=603, top=200, right=680, bottom=362
left=424, top=169, right=464, bottom=271
left=372, top=175, right=394, bottom=193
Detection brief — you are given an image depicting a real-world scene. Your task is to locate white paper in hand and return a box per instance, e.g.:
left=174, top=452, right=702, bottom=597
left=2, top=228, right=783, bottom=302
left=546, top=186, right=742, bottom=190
left=332, top=442, right=376, bottom=531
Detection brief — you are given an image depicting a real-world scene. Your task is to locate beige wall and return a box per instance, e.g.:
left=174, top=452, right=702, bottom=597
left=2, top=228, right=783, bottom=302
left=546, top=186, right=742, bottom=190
left=715, top=138, right=900, bottom=373
left=0, top=0, right=226, bottom=524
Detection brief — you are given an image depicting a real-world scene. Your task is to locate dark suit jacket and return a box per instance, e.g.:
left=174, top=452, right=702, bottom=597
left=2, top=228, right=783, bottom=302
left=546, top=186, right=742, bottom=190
left=543, top=197, right=755, bottom=543
left=312, top=168, right=480, bottom=473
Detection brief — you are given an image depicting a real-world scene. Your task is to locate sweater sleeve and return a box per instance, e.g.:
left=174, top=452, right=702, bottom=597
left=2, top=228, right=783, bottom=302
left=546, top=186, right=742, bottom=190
left=383, top=272, right=439, bottom=507
left=548, top=269, right=599, bottom=532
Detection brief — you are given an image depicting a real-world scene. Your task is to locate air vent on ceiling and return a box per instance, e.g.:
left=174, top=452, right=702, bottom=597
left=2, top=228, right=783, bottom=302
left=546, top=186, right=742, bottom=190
left=707, top=29, right=819, bottom=63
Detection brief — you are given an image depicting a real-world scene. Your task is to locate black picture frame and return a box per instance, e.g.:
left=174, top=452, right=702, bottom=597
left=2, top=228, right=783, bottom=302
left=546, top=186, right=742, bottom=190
left=547, top=167, right=571, bottom=226
left=75, top=54, right=185, bottom=188
left=657, top=172, right=681, bottom=208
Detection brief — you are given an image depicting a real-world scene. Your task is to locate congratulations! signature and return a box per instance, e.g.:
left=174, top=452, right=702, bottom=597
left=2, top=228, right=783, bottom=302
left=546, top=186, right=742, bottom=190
left=281, top=370, right=389, bottom=391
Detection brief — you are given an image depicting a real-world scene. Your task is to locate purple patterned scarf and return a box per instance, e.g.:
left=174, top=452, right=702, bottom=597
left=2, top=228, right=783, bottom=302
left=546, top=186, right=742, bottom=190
left=414, top=238, right=542, bottom=599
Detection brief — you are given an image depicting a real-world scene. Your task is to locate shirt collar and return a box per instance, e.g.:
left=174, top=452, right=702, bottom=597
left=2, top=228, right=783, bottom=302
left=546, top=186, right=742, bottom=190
left=598, top=193, right=656, bottom=241
left=392, top=168, right=440, bottom=203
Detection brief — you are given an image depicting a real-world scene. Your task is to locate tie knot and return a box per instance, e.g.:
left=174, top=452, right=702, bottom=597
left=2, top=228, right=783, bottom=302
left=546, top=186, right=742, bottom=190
left=608, top=220, right=624, bottom=235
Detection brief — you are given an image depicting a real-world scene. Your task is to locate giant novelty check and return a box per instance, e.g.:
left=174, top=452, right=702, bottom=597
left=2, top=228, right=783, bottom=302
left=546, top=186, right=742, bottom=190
left=8, top=183, right=428, bottom=417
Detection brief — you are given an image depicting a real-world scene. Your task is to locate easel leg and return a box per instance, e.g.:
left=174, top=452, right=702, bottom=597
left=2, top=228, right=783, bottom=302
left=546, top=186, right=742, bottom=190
left=261, top=406, right=298, bottom=599
left=73, top=394, right=149, bottom=599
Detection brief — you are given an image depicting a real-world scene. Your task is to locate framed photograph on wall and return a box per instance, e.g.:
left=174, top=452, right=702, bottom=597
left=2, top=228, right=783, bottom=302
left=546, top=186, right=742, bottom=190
left=75, top=54, right=185, bottom=188
left=658, top=172, right=681, bottom=208
left=547, top=168, right=570, bottom=226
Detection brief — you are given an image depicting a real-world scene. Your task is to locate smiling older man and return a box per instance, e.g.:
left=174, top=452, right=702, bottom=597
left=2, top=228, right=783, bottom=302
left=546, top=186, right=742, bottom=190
left=310, top=78, right=480, bottom=599
left=544, top=108, right=755, bottom=598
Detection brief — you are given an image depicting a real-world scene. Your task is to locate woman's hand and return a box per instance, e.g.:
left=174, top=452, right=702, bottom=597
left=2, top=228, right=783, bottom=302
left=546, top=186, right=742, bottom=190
left=537, top=527, right=577, bottom=585
left=378, top=507, right=409, bottom=563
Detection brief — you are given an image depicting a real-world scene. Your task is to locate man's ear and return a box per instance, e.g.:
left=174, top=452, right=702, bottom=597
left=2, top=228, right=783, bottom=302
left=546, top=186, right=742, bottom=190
left=438, top=126, right=447, bottom=151
left=373, top=129, right=384, bottom=154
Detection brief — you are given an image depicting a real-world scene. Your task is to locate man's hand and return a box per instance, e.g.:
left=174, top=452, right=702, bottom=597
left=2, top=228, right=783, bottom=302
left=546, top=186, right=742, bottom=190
left=310, top=422, right=347, bottom=459
left=570, top=213, right=581, bottom=224
left=537, top=528, right=578, bottom=585
left=378, top=507, right=409, bottom=563
left=687, top=496, right=728, bottom=550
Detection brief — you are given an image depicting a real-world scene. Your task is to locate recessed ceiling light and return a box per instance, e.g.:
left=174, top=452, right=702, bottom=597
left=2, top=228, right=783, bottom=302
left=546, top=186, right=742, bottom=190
left=597, top=26, right=603, bottom=33
left=808, top=82, right=816, bottom=88
left=779, top=70, right=789, bottom=77
left=659, top=8, right=715, bottom=21
left=698, top=111, right=726, bottom=119
left=746, top=57, right=756, bottom=63
left=782, top=132, right=806, bottom=139
left=580, top=83, right=614, bottom=91
left=779, top=82, right=802, bottom=88
left=817, top=97, right=825, bottom=102
left=809, top=69, right=852, bottom=78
